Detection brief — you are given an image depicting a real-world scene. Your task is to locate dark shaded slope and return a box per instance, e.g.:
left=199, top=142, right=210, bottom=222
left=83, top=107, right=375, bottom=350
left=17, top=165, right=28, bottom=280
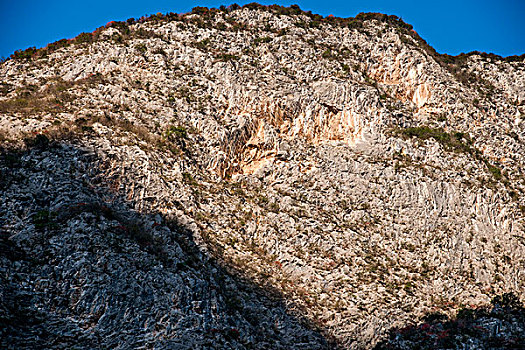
left=375, top=293, right=525, bottom=349
left=0, top=139, right=334, bottom=349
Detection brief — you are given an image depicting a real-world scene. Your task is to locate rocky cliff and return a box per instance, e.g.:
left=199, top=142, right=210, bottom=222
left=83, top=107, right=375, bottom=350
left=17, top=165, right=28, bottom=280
left=1, top=4, right=524, bottom=349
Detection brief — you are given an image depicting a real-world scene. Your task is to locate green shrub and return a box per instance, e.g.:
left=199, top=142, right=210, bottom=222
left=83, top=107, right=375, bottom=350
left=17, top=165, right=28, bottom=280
left=165, top=125, right=187, bottom=141
left=321, top=49, right=333, bottom=59
left=133, top=28, right=162, bottom=39
left=152, top=48, right=166, bottom=56
left=135, top=44, right=147, bottom=53
left=193, top=38, right=210, bottom=51
left=294, top=21, right=307, bottom=28
left=216, top=53, right=240, bottom=61
left=310, top=20, right=321, bottom=28
left=45, top=39, right=70, bottom=52
left=253, top=36, right=272, bottom=45
left=32, top=209, right=58, bottom=230
left=491, top=292, right=522, bottom=309
left=487, top=163, right=502, bottom=180
left=75, top=32, right=94, bottom=44
left=396, top=126, right=505, bottom=181
left=176, top=87, right=194, bottom=103
left=257, top=195, right=269, bottom=206
left=348, top=20, right=363, bottom=29
left=243, top=2, right=265, bottom=11
left=11, top=47, right=37, bottom=60
left=182, top=172, right=198, bottom=186
left=106, top=21, right=131, bottom=35
left=397, top=126, right=473, bottom=154
left=269, top=202, right=280, bottom=212
left=191, top=6, right=209, bottom=15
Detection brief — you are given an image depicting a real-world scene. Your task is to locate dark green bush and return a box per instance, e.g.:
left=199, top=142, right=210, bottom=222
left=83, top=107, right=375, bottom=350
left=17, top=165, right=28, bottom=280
left=106, top=21, right=131, bottom=35
left=310, top=20, right=321, bottom=28
left=396, top=126, right=506, bottom=181
left=216, top=53, right=240, bottom=61
left=398, top=126, right=473, bottom=154
left=32, top=209, right=58, bottom=230
left=75, top=32, right=94, bottom=44
left=491, top=292, right=522, bottom=309
left=45, top=39, right=70, bottom=52
left=11, top=47, right=37, bottom=60
left=191, top=6, right=209, bottom=15
left=193, top=38, right=210, bottom=51
left=321, top=49, right=333, bottom=59
left=135, top=44, right=147, bottom=53
left=348, top=20, right=363, bottom=29
left=182, top=172, right=198, bottom=186
left=243, top=2, right=265, bottom=11
left=253, top=36, right=272, bottom=45
left=487, top=163, right=502, bottom=180
left=165, top=125, right=187, bottom=141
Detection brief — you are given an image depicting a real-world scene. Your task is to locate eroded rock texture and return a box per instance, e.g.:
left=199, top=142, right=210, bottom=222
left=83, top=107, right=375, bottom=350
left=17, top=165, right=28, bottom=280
left=1, top=4, right=524, bottom=349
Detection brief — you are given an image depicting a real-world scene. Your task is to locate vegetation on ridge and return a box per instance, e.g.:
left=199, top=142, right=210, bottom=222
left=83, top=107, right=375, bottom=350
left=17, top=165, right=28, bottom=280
left=4, top=3, right=523, bottom=64
left=395, top=126, right=504, bottom=180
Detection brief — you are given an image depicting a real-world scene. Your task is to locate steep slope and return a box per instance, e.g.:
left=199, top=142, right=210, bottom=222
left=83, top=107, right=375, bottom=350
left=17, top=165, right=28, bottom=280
left=1, top=4, right=524, bottom=349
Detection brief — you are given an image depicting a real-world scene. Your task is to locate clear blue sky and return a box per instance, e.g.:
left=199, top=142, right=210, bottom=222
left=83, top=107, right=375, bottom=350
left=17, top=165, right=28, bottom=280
left=1, top=1, right=523, bottom=59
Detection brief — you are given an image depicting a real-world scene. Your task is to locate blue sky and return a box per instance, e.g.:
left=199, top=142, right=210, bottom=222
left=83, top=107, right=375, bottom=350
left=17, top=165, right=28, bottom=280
left=1, top=1, right=523, bottom=59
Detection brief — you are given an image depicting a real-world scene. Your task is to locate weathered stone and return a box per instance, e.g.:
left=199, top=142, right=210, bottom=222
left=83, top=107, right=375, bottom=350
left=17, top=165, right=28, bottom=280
left=1, top=5, right=524, bottom=349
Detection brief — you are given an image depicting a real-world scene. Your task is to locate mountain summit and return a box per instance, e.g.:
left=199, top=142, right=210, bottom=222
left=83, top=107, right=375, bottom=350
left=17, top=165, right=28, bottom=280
left=1, top=4, right=524, bottom=349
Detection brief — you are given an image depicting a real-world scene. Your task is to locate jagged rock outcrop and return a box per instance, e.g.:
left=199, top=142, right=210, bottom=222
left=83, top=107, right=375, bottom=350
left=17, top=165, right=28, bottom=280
left=1, top=4, right=524, bottom=349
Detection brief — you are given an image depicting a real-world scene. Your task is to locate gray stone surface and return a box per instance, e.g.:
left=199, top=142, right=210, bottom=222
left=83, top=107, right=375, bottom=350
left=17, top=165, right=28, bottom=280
left=1, top=5, right=524, bottom=349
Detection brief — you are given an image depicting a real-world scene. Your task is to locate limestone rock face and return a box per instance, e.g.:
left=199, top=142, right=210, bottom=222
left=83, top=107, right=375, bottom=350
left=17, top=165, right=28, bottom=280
left=1, top=5, right=524, bottom=349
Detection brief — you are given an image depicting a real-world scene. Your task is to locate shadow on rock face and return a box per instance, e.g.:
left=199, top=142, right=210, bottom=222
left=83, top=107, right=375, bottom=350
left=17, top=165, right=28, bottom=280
left=0, top=138, right=336, bottom=349
left=374, top=293, right=525, bottom=349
